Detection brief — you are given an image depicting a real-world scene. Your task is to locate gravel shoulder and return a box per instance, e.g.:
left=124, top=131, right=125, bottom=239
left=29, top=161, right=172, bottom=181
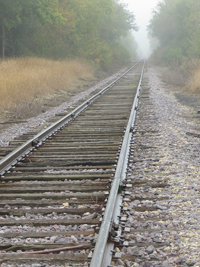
left=146, top=67, right=200, bottom=266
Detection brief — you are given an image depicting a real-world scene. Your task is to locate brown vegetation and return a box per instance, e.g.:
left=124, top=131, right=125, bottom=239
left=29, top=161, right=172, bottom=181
left=158, top=60, right=200, bottom=94
left=160, top=67, right=187, bottom=87
left=184, top=60, right=200, bottom=94
left=0, top=57, right=93, bottom=111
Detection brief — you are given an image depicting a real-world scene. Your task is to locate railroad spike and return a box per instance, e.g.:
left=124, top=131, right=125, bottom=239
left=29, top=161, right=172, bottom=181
left=112, top=252, right=122, bottom=259
left=32, top=138, right=40, bottom=147
left=88, top=251, right=93, bottom=259
left=124, top=227, right=131, bottom=233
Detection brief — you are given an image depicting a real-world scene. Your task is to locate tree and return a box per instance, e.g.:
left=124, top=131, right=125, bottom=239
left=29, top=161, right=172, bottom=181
left=0, top=0, right=64, bottom=58
left=0, top=0, right=22, bottom=58
left=29, top=0, right=137, bottom=66
left=148, top=0, right=200, bottom=64
left=0, top=0, right=137, bottom=68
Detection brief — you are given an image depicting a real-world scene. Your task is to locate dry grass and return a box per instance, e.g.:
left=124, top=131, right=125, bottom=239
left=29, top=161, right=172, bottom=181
left=160, top=59, right=200, bottom=94
left=161, top=68, right=187, bottom=87
left=185, top=67, right=200, bottom=94
left=0, top=57, right=93, bottom=111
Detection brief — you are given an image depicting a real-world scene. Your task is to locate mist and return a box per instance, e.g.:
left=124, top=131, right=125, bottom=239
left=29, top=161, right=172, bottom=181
left=121, top=0, right=160, bottom=59
left=134, top=26, right=152, bottom=59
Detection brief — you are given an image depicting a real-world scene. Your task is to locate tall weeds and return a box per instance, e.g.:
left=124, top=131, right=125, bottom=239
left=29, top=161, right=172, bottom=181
left=159, top=59, right=200, bottom=93
left=185, top=69, right=200, bottom=94
left=0, top=57, right=93, bottom=111
left=183, top=60, right=200, bottom=93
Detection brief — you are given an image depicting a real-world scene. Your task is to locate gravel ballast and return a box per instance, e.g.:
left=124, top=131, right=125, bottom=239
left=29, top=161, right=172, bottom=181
left=126, top=67, right=200, bottom=266
left=0, top=66, right=200, bottom=266
left=148, top=68, right=200, bottom=266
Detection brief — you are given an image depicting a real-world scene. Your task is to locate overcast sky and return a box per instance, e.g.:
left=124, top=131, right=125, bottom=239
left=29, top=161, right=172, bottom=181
left=121, top=0, right=160, bottom=58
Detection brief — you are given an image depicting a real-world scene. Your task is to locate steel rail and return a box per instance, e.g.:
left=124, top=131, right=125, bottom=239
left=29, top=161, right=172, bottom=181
left=0, top=62, right=140, bottom=177
left=90, top=61, right=145, bottom=267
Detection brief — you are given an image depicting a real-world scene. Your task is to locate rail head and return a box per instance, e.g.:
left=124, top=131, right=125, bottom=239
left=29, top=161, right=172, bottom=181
left=0, top=61, right=141, bottom=177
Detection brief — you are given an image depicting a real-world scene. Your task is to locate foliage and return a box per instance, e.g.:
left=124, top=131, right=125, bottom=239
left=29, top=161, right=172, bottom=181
left=166, top=48, right=184, bottom=67
left=0, top=0, right=64, bottom=57
left=148, top=0, right=200, bottom=65
left=0, top=0, right=137, bottom=68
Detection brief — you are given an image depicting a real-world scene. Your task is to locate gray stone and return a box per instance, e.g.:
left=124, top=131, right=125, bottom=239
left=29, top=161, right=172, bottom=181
left=50, top=236, right=57, bottom=243
left=176, top=256, right=186, bottom=264
left=117, top=259, right=125, bottom=266
left=186, top=260, right=196, bottom=266
left=143, top=262, right=153, bottom=267
left=130, top=247, right=143, bottom=257
left=129, top=240, right=136, bottom=245
left=132, top=200, right=140, bottom=207
left=153, top=237, right=163, bottom=243
left=156, top=204, right=168, bottom=210
left=150, top=254, right=159, bottom=260
left=146, top=245, right=155, bottom=254
left=131, top=263, right=139, bottom=267
left=25, top=213, right=36, bottom=219
left=71, top=235, right=78, bottom=243
left=55, top=237, right=67, bottom=243
left=131, top=248, right=140, bottom=256
left=161, top=263, right=171, bottom=267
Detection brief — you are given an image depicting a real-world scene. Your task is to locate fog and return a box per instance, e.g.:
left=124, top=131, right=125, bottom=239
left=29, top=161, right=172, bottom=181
left=121, top=0, right=160, bottom=59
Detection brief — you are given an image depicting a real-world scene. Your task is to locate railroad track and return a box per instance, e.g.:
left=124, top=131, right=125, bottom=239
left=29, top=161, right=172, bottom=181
left=0, top=61, right=177, bottom=267
left=0, top=62, right=144, bottom=266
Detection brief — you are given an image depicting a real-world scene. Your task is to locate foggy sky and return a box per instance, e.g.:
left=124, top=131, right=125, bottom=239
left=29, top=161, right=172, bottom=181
left=121, top=0, right=160, bottom=59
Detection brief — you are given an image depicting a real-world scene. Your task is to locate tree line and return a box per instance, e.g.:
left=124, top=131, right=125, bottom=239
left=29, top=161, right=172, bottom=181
left=0, top=0, right=137, bottom=68
left=148, top=0, right=200, bottom=66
